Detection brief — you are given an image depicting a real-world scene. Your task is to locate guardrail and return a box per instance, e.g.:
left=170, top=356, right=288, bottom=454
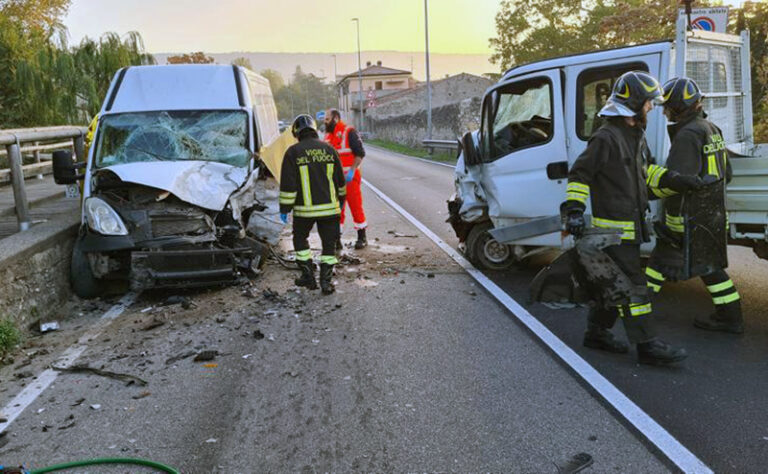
left=422, top=138, right=459, bottom=154
left=0, top=126, right=87, bottom=231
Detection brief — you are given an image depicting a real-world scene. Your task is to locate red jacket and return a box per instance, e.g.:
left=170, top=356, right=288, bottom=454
left=324, top=121, right=356, bottom=169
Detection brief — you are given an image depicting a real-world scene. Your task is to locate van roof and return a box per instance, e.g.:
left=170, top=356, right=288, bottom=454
left=105, top=64, right=246, bottom=114
left=501, top=40, right=672, bottom=81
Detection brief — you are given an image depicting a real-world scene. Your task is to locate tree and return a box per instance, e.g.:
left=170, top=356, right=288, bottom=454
left=0, top=0, right=71, bottom=36
left=166, top=51, right=214, bottom=64
left=231, top=56, right=252, bottom=70
left=734, top=1, right=768, bottom=142
left=260, top=68, right=285, bottom=93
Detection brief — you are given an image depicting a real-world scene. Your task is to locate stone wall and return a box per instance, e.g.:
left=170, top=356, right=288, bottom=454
left=0, top=214, right=78, bottom=327
left=366, top=73, right=490, bottom=147
left=368, top=97, right=482, bottom=148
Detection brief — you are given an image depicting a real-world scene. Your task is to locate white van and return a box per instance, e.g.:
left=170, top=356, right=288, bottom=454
left=54, top=64, right=290, bottom=297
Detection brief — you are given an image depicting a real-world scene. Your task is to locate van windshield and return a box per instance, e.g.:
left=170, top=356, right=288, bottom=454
left=94, top=110, right=250, bottom=168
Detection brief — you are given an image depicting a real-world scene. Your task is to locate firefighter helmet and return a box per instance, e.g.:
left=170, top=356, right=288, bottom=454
left=599, top=71, right=665, bottom=118
left=662, top=77, right=703, bottom=115
left=291, top=114, right=317, bottom=138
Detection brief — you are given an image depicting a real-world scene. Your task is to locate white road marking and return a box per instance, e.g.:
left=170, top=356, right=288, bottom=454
left=362, top=178, right=713, bottom=474
left=366, top=144, right=456, bottom=169
left=0, top=292, right=138, bottom=434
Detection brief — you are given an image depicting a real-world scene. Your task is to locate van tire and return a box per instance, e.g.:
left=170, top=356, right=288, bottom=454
left=465, top=221, right=517, bottom=271
left=70, top=237, right=104, bottom=299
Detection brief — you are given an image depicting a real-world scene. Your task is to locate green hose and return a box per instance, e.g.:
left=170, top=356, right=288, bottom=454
left=30, top=457, right=179, bottom=474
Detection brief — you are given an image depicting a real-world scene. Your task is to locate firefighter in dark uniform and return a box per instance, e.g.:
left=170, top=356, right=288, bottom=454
left=563, top=71, right=702, bottom=365
left=279, top=115, right=347, bottom=294
left=645, top=77, right=743, bottom=333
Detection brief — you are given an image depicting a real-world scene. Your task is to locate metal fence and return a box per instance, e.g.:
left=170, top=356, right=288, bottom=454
left=0, top=127, right=87, bottom=231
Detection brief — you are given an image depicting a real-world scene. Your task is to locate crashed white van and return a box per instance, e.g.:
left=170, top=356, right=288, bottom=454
left=54, top=64, right=290, bottom=297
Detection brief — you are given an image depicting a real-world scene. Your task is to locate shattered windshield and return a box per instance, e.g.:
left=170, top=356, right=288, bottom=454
left=94, top=110, right=250, bottom=168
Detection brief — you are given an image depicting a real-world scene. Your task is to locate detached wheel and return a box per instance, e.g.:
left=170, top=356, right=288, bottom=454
left=70, top=236, right=104, bottom=299
left=465, top=221, right=517, bottom=270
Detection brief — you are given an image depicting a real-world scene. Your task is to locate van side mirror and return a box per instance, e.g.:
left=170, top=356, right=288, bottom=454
left=461, top=132, right=481, bottom=166
left=546, top=161, right=569, bottom=180
left=52, top=150, right=85, bottom=184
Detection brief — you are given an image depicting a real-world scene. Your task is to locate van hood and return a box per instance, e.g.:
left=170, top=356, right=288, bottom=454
left=101, top=161, right=248, bottom=211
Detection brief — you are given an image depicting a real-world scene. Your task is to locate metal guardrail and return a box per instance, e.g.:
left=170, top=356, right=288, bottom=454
left=422, top=138, right=459, bottom=154
left=0, top=126, right=87, bottom=231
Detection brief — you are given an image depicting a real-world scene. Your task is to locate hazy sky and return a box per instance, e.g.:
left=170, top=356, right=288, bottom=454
left=63, top=0, right=503, bottom=54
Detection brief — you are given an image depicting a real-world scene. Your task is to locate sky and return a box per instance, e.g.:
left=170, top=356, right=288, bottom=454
left=62, top=0, right=503, bottom=54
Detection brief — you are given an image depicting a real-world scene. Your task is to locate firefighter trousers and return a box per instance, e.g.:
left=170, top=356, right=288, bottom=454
left=340, top=170, right=367, bottom=230
left=292, top=216, right=340, bottom=265
left=588, top=244, right=656, bottom=344
left=645, top=266, right=741, bottom=317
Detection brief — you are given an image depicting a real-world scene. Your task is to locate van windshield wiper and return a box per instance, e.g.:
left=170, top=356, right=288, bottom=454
left=124, top=146, right=174, bottom=161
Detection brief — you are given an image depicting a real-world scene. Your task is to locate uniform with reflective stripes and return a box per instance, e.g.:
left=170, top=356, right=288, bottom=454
left=324, top=120, right=367, bottom=229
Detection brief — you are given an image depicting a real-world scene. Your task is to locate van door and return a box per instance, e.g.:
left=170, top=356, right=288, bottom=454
left=478, top=70, right=567, bottom=246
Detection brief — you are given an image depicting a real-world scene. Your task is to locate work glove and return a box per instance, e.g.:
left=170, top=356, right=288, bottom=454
left=566, top=209, right=586, bottom=237
left=345, top=168, right=355, bottom=183
left=279, top=213, right=288, bottom=224
left=660, top=171, right=706, bottom=193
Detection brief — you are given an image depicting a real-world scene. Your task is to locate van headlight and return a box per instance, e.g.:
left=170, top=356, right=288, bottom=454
left=85, top=197, right=128, bottom=236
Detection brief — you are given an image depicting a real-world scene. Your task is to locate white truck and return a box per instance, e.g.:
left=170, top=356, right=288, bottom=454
left=449, top=16, right=767, bottom=270
left=53, top=64, right=293, bottom=297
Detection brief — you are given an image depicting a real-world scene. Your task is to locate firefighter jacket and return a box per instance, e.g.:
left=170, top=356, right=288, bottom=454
left=566, top=120, right=660, bottom=244
left=655, top=111, right=731, bottom=233
left=324, top=120, right=365, bottom=170
left=279, top=136, right=347, bottom=219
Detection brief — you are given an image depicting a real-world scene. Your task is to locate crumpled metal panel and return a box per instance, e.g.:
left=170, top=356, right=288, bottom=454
left=229, top=172, right=283, bottom=246
left=454, top=153, right=488, bottom=223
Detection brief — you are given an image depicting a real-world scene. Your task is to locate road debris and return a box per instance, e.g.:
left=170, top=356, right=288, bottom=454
left=165, top=350, right=197, bottom=365
left=253, top=330, right=265, bottom=340
left=206, top=438, right=218, bottom=443
left=242, top=354, right=253, bottom=359
left=554, top=452, right=593, bottom=474
left=387, top=230, right=418, bottom=238
left=39, top=321, right=60, bottom=333
left=90, top=404, right=101, bottom=410
left=194, top=350, right=218, bottom=362
left=132, top=391, right=151, bottom=400
left=339, top=254, right=363, bottom=265
left=142, top=318, right=165, bottom=331
left=71, top=398, right=85, bottom=407
left=52, top=364, right=149, bottom=387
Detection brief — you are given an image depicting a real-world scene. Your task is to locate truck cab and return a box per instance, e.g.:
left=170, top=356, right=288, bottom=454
left=450, top=17, right=764, bottom=269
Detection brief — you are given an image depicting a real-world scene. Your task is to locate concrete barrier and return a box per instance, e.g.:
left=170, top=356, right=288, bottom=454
left=0, top=210, right=79, bottom=326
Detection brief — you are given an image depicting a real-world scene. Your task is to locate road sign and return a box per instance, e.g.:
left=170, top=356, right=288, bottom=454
left=367, top=100, right=376, bottom=108
left=316, top=110, right=326, bottom=121
left=366, top=90, right=376, bottom=100
left=678, top=7, right=729, bottom=33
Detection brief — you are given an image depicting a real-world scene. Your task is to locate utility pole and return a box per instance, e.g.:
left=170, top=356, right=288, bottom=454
left=424, top=0, right=432, bottom=141
left=332, top=54, right=341, bottom=110
left=352, top=18, right=364, bottom=133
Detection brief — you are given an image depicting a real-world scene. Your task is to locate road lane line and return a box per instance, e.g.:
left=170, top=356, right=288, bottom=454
left=362, top=178, right=712, bottom=474
left=367, top=144, right=456, bottom=169
left=0, top=292, right=138, bottom=434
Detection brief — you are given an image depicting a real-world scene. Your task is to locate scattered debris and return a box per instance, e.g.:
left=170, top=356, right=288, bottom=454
left=142, top=318, right=165, bottom=331
left=37, top=408, right=45, bottom=414
left=132, top=391, right=152, bottom=400
left=140, top=306, right=154, bottom=313
left=194, top=350, right=218, bottom=362
left=0, top=416, right=7, bottom=423
left=39, top=321, right=60, bottom=333
left=387, top=230, right=418, bottom=238
left=52, top=364, right=148, bottom=387
left=71, top=398, right=85, bottom=407
left=202, top=363, right=218, bottom=369
left=206, top=438, right=218, bottom=443
left=427, top=273, right=435, bottom=278
left=90, top=404, right=101, bottom=410
left=339, top=254, right=363, bottom=265
left=554, top=452, right=593, bottom=474
left=355, top=278, right=379, bottom=288
left=267, top=334, right=275, bottom=342
left=262, top=288, right=280, bottom=301
left=253, top=330, right=265, bottom=340
left=215, top=316, right=226, bottom=323
left=165, top=351, right=196, bottom=365
left=14, top=370, right=33, bottom=379
left=242, top=354, right=253, bottom=359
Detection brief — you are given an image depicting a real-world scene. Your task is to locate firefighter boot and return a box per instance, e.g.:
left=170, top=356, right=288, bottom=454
left=354, top=228, right=367, bottom=249
left=583, top=323, right=629, bottom=353
left=319, top=263, right=335, bottom=295
left=636, top=338, right=688, bottom=366
left=294, top=260, right=317, bottom=290
left=694, top=300, right=744, bottom=334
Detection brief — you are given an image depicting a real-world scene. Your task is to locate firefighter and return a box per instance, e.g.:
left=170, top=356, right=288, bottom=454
left=324, top=108, right=368, bottom=250
left=645, top=77, right=742, bottom=333
left=563, top=71, right=702, bottom=366
left=279, top=115, right=347, bottom=295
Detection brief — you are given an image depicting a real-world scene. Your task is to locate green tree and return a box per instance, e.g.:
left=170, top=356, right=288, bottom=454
left=734, top=1, right=768, bottom=142
left=231, top=56, right=252, bottom=70
left=166, top=51, right=214, bottom=64
left=271, top=66, right=337, bottom=121
left=260, top=68, right=285, bottom=93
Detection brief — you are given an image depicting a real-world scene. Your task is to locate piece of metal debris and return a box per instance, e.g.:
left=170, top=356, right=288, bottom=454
left=132, top=391, right=151, bottom=400
left=165, top=351, right=196, bottom=365
left=194, top=350, right=218, bottom=362
left=554, top=452, right=593, bottom=474
left=387, top=230, right=418, bottom=238
left=142, top=318, right=165, bottom=331
left=90, top=404, right=101, bottom=410
left=40, top=321, right=60, bottom=333
left=52, top=364, right=149, bottom=387
left=253, top=330, right=265, bottom=340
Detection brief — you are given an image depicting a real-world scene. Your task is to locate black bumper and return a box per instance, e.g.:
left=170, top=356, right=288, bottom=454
left=130, top=247, right=256, bottom=290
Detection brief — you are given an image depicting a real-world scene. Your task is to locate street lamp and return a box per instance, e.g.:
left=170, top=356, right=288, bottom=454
left=424, top=0, right=432, bottom=142
left=351, top=17, right=364, bottom=133
left=331, top=53, right=341, bottom=110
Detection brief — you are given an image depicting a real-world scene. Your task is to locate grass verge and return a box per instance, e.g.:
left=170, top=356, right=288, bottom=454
left=0, top=318, right=21, bottom=358
left=367, top=139, right=457, bottom=164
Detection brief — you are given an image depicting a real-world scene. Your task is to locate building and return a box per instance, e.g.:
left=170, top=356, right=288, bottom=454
left=336, top=61, right=415, bottom=130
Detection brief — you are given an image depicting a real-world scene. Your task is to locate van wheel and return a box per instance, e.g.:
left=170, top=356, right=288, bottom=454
left=465, top=221, right=517, bottom=270
left=70, top=237, right=104, bottom=299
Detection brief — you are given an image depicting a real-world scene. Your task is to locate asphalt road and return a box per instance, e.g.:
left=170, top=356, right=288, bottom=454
left=0, top=184, right=668, bottom=472
left=362, top=144, right=768, bottom=473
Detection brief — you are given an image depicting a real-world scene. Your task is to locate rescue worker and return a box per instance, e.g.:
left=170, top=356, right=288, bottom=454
left=563, top=71, right=702, bottom=366
left=323, top=108, right=368, bottom=250
left=279, top=115, right=347, bottom=295
left=645, top=77, right=742, bottom=333
left=84, top=114, right=99, bottom=154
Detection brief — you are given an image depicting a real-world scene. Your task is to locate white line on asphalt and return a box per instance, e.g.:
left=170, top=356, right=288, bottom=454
left=366, top=144, right=456, bottom=169
left=362, top=178, right=713, bottom=474
left=0, top=292, right=138, bottom=434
